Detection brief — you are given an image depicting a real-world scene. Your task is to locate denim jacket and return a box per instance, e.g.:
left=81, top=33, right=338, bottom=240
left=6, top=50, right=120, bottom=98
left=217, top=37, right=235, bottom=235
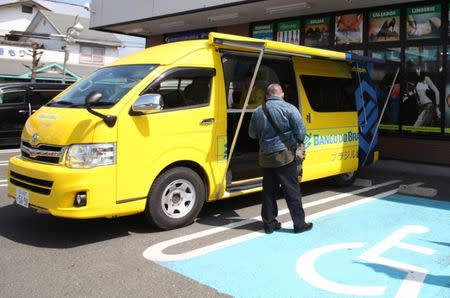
left=248, top=97, right=306, bottom=154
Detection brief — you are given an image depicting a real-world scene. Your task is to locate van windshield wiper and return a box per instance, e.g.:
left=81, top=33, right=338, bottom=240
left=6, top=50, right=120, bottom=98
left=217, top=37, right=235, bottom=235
left=89, top=101, right=114, bottom=107
left=47, top=100, right=76, bottom=106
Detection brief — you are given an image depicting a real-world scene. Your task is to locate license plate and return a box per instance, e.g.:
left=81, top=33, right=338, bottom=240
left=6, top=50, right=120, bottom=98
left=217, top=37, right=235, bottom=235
left=16, top=188, right=29, bottom=208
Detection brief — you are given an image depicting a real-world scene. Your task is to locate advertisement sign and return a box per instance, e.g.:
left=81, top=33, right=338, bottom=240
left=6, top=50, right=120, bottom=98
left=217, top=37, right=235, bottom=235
left=403, top=46, right=442, bottom=133
left=335, top=13, right=363, bottom=45
left=368, top=9, right=400, bottom=42
left=276, top=20, right=300, bottom=45
left=252, top=24, right=274, bottom=40
left=304, top=17, right=330, bottom=47
left=407, top=4, right=441, bottom=40
left=164, top=30, right=210, bottom=43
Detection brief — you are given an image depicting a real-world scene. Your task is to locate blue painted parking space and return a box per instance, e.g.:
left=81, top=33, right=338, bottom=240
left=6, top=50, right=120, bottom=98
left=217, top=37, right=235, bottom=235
left=157, top=195, right=450, bottom=297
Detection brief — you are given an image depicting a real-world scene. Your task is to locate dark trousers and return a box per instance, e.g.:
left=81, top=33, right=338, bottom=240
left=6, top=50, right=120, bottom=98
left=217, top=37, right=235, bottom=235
left=261, top=161, right=305, bottom=230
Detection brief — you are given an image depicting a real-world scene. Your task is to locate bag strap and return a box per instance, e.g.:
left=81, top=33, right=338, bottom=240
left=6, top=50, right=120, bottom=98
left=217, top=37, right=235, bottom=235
left=262, top=103, right=294, bottom=151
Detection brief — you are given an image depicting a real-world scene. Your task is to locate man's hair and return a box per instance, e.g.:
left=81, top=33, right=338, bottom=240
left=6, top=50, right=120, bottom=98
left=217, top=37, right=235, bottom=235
left=266, top=83, right=283, bottom=97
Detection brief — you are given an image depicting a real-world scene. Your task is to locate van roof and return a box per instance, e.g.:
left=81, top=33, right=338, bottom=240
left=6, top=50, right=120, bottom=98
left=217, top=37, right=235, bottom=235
left=109, top=32, right=391, bottom=67
left=109, top=40, right=210, bottom=66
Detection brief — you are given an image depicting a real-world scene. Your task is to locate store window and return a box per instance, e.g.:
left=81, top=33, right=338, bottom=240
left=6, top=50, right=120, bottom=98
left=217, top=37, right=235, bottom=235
left=368, top=48, right=401, bottom=131
left=251, top=23, right=274, bottom=40
left=335, top=13, right=363, bottom=45
left=445, top=54, right=450, bottom=134
left=276, top=20, right=300, bottom=45
left=403, top=46, right=443, bottom=133
left=368, top=9, right=400, bottom=43
left=406, top=4, right=442, bottom=41
left=80, top=46, right=104, bottom=64
left=304, top=17, right=330, bottom=47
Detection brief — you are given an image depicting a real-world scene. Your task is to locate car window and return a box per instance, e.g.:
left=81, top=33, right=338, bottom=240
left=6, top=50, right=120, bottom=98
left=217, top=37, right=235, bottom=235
left=31, top=90, right=62, bottom=105
left=0, top=91, right=26, bottom=105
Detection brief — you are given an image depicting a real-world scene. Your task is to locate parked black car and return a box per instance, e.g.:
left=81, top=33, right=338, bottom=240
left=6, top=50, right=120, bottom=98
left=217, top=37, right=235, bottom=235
left=0, top=82, right=70, bottom=147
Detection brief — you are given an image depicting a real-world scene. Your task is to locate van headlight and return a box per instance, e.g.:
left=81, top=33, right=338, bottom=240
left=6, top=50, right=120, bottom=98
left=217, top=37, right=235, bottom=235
left=66, top=143, right=116, bottom=168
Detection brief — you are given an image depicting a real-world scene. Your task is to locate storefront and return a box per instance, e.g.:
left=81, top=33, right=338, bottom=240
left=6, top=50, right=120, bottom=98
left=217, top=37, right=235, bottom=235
left=90, top=0, right=450, bottom=165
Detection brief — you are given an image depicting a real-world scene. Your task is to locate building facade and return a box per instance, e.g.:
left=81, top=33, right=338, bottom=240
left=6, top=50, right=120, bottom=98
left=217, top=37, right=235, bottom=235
left=0, top=1, right=122, bottom=83
left=89, top=0, right=450, bottom=165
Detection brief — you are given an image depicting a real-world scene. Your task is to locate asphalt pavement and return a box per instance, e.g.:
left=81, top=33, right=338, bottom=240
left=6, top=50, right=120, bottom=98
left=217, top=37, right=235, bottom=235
left=0, top=149, right=449, bottom=297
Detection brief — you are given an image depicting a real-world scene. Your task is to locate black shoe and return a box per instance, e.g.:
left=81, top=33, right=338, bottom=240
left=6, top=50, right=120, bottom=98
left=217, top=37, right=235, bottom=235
left=274, top=221, right=282, bottom=230
left=294, top=222, right=313, bottom=234
left=264, top=221, right=282, bottom=234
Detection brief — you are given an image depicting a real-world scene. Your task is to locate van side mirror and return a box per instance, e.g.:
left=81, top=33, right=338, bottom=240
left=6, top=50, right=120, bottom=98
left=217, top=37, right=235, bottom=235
left=86, top=91, right=103, bottom=104
left=131, top=94, right=163, bottom=114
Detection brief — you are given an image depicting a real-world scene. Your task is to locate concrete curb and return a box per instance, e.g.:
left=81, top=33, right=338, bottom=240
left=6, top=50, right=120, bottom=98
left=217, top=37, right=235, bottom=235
left=370, top=160, right=450, bottom=178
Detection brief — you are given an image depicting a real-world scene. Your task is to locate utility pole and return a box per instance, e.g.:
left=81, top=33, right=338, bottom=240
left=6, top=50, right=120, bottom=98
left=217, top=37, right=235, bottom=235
left=23, top=41, right=44, bottom=83
left=62, top=16, right=84, bottom=83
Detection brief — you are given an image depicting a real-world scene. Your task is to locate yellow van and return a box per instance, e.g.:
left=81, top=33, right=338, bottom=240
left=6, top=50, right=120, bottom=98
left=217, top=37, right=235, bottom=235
left=8, top=33, right=395, bottom=230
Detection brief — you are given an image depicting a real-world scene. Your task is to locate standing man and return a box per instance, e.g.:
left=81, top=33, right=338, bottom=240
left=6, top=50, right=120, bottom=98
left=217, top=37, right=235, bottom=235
left=249, top=83, right=313, bottom=234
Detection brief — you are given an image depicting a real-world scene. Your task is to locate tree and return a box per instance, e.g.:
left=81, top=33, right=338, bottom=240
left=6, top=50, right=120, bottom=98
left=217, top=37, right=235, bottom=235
left=23, top=41, right=44, bottom=83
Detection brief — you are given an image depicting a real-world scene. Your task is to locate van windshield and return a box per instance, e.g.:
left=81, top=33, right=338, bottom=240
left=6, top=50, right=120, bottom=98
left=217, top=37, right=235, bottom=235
left=47, top=64, right=157, bottom=108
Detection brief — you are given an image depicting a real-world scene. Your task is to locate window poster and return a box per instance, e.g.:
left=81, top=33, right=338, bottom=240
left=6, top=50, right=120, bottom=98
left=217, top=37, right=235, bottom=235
left=368, top=9, right=400, bottom=42
left=407, top=4, right=442, bottom=40
left=403, top=46, right=442, bottom=133
left=445, top=54, right=450, bottom=133
left=304, top=17, right=330, bottom=47
left=252, top=23, right=274, bottom=40
left=335, top=13, right=363, bottom=45
left=277, top=20, right=300, bottom=45
left=369, top=49, right=401, bottom=131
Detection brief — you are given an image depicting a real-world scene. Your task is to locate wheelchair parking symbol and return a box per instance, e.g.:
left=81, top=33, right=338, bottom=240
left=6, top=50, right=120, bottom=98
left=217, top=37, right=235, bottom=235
left=297, top=225, right=436, bottom=297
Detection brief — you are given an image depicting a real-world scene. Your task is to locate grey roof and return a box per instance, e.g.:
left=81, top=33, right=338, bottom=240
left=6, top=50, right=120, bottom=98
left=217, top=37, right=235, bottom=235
left=40, top=10, right=122, bottom=47
left=0, top=0, right=49, bottom=9
left=0, top=59, right=98, bottom=80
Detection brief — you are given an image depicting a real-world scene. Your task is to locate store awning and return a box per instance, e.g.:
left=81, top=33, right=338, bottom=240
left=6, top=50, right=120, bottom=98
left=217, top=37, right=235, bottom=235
left=209, top=32, right=396, bottom=65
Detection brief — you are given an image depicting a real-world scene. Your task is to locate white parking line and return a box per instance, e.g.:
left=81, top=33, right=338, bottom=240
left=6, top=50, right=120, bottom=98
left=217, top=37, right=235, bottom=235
left=0, top=184, right=6, bottom=187
left=143, top=180, right=405, bottom=262
left=0, top=149, right=19, bottom=154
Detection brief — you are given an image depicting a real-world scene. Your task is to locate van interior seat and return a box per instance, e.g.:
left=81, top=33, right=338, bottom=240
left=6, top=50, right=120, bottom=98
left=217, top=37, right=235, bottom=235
left=184, top=78, right=210, bottom=105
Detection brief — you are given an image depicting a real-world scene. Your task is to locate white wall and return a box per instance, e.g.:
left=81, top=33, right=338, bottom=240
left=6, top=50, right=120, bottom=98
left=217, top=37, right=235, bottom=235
left=31, top=16, right=65, bottom=51
left=0, top=44, right=118, bottom=66
left=0, top=5, right=39, bottom=36
left=90, top=0, right=245, bottom=27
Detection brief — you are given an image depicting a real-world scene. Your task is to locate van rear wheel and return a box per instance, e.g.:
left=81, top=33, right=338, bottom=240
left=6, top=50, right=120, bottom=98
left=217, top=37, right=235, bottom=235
left=144, top=167, right=205, bottom=230
left=331, top=171, right=356, bottom=187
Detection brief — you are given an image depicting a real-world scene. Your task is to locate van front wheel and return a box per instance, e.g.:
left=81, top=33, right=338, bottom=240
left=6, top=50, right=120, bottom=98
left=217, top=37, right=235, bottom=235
left=331, top=171, right=356, bottom=187
left=144, top=167, right=205, bottom=230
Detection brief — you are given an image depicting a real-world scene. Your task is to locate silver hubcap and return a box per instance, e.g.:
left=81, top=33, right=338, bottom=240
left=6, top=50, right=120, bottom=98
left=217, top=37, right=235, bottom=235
left=341, top=172, right=354, bottom=181
left=161, top=179, right=196, bottom=219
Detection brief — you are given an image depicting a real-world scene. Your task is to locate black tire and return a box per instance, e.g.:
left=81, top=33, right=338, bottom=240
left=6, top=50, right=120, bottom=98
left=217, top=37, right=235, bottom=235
left=331, top=171, right=356, bottom=187
left=144, top=167, right=205, bottom=230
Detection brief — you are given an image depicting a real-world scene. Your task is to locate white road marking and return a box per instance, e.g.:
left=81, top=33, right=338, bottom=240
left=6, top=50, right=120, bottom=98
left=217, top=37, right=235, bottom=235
left=0, top=149, right=19, bottom=154
left=143, top=180, right=404, bottom=262
left=0, top=184, right=7, bottom=187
